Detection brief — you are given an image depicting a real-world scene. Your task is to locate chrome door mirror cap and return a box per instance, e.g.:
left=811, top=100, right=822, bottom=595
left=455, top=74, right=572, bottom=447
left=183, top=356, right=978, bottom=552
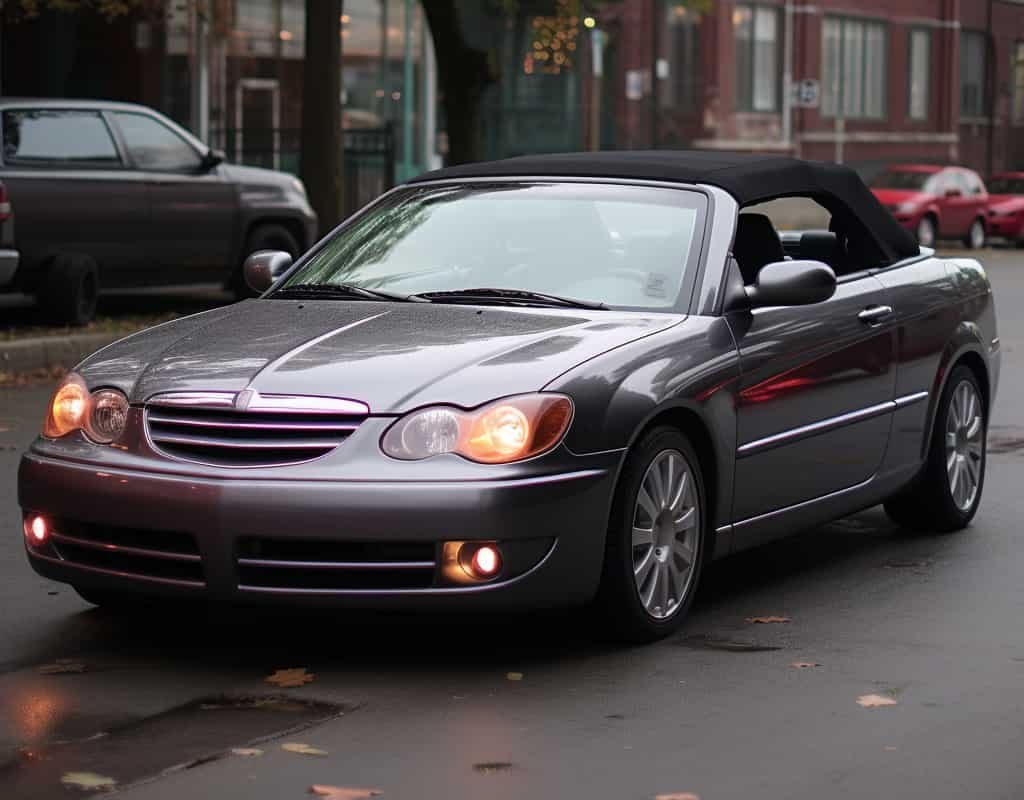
left=745, top=259, right=837, bottom=308
left=243, top=250, right=293, bottom=293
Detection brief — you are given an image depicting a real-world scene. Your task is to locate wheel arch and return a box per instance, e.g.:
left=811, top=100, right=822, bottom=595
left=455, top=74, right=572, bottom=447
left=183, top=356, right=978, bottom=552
left=923, top=330, right=991, bottom=459
left=242, top=216, right=307, bottom=256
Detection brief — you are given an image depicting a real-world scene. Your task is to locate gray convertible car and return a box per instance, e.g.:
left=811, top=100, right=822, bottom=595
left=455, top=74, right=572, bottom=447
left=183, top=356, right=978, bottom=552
left=19, top=152, right=1000, bottom=641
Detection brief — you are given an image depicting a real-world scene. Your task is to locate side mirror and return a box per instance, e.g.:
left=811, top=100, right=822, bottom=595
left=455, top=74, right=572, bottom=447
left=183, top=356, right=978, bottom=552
left=201, top=148, right=225, bottom=170
left=745, top=260, right=836, bottom=308
left=243, top=250, right=293, bottom=293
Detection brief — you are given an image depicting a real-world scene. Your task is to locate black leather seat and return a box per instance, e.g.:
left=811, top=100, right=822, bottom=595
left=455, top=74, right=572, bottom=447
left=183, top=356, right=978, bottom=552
left=733, top=213, right=786, bottom=285
left=799, top=231, right=848, bottom=273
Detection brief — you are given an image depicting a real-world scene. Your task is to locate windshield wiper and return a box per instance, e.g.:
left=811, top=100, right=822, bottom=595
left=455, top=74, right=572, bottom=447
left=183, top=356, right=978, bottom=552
left=412, top=288, right=606, bottom=310
left=272, top=283, right=425, bottom=302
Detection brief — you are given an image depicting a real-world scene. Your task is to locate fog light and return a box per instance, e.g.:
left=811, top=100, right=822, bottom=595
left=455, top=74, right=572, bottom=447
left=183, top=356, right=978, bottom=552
left=471, top=545, right=501, bottom=577
left=24, top=514, right=48, bottom=545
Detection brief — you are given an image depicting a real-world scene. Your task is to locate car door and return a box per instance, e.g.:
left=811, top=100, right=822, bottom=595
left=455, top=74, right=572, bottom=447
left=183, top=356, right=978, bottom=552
left=938, top=170, right=973, bottom=237
left=108, top=110, right=237, bottom=285
left=727, top=264, right=896, bottom=527
left=0, top=107, right=150, bottom=286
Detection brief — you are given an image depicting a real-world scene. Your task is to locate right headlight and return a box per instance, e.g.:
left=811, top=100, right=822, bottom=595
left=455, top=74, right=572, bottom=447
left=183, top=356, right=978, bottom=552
left=381, top=394, right=574, bottom=464
left=42, top=373, right=129, bottom=444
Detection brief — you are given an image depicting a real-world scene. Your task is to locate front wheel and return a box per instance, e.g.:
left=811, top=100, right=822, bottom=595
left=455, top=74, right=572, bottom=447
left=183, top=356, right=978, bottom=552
left=916, top=216, right=937, bottom=248
left=964, top=218, right=986, bottom=250
left=595, top=427, right=707, bottom=642
left=884, top=365, right=986, bottom=531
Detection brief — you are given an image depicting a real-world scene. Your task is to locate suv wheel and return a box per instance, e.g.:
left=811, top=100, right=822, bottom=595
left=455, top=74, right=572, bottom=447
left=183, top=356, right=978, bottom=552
left=232, top=223, right=300, bottom=299
left=38, top=253, right=99, bottom=325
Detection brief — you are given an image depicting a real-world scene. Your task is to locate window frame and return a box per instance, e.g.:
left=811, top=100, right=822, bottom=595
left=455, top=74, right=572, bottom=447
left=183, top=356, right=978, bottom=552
left=734, top=3, right=783, bottom=113
left=0, top=107, right=127, bottom=169
left=107, top=110, right=205, bottom=173
left=959, top=29, right=989, bottom=120
left=820, top=14, right=889, bottom=121
left=906, top=27, right=931, bottom=122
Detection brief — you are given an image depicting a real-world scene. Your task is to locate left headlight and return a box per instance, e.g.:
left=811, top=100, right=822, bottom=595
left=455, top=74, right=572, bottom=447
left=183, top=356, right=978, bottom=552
left=42, top=372, right=129, bottom=444
left=381, top=393, right=574, bottom=464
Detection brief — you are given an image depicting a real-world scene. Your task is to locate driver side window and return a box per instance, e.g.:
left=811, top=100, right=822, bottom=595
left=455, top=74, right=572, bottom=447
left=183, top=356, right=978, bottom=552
left=113, top=112, right=202, bottom=172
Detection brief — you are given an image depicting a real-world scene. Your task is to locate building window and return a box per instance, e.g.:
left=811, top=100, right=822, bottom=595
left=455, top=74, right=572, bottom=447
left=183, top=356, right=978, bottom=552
left=960, top=31, right=988, bottom=118
left=821, top=16, right=887, bottom=119
left=1012, top=42, right=1024, bottom=123
left=734, top=4, right=780, bottom=112
left=908, top=29, right=930, bottom=120
left=665, top=5, right=701, bottom=111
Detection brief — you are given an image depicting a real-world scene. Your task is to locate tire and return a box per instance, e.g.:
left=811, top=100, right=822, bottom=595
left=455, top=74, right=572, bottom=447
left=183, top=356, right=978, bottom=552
left=232, top=223, right=300, bottom=299
left=884, top=365, right=987, bottom=532
left=963, top=218, right=986, bottom=250
left=595, top=426, right=708, bottom=642
left=916, top=216, right=937, bottom=248
left=38, top=253, right=99, bottom=325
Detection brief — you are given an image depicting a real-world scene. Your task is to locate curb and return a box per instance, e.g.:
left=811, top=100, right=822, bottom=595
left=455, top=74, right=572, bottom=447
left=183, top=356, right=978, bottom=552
left=0, top=332, right=125, bottom=374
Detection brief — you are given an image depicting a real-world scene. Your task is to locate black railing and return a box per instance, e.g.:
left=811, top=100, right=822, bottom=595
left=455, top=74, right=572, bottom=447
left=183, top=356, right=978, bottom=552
left=210, top=125, right=395, bottom=215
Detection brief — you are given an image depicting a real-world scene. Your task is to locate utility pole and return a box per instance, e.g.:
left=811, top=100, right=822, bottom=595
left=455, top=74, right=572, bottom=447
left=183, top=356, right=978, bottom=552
left=781, top=1, right=794, bottom=151
left=650, top=0, right=659, bottom=148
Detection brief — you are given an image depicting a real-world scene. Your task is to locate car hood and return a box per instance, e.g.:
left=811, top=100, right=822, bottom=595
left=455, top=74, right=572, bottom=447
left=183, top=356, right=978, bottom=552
left=219, top=162, right=298, bottom=190
left=871, top=188, right=930, bottom=207
left=987, top=195, right=1024, bottom=211
left=78, top=300, right=684, bottom=412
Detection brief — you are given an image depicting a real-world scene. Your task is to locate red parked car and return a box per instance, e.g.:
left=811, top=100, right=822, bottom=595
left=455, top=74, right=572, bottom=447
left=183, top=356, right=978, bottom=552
left=870, top=164, right=988, bottom=249
left=985, top=172, right=1024, bottom=246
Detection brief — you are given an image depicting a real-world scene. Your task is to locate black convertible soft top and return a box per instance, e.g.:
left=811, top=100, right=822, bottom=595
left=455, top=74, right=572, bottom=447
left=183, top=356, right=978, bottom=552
left=409, top=150, right=920, bottom=266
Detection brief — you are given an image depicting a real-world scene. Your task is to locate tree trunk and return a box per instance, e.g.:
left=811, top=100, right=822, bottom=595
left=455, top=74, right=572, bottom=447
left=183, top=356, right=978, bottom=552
left=420, top=0, right=492, bottom=165
left=300, top=0, right=343, bottom=233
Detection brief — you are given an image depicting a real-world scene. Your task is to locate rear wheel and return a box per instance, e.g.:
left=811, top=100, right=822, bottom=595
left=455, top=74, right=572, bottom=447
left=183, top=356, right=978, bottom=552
left=916, top=216, right=937, bottom=248
left=38, top=253, right=99, bottom=325
left=964, top=218, right=986, bottom=250
left=595, top=427, right=707, bottom=642
left=232, top=223, right=300, bottom=299
left=884, top=365, right=986, bottom=531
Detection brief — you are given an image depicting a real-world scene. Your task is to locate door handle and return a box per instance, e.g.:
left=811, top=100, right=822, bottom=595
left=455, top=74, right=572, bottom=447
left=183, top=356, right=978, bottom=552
left=858, top=305, right=893, bottom=324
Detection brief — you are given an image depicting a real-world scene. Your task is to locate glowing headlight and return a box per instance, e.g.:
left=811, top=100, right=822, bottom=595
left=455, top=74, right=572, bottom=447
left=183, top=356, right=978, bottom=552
left=381, top=394, right=573, bottom=464
left=898, top=202, right=918, bottom=214
left=42, top=373, right=129, bottom=444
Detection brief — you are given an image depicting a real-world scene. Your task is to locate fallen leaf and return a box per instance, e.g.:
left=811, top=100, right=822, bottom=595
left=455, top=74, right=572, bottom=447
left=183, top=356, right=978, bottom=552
left=884, top=746, right=898, bottom=751
left=473, top=761, right=516, bottom=773
left=309, top=785, right=382, bottom=799
left=506, top=672, right=524, bottom=681
left=265, top=667, right=315, bottom=688
left=746, top=616, right=790, bottom=624
left=857, top=694, right=898, bottom=708
left=282, top=742, right=328, bottom=757
left=790, top=661, right=821, bottom=669
left=61, top=772, right=117, bottom=791
left=39, top=659, right=86, bottom=675
left=231, top=747, right=263, bottom=757
left=655, top=793, right=700, bottom=800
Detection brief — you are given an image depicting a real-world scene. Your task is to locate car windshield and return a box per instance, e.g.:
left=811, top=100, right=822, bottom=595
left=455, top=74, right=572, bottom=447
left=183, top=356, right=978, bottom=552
left=987, top=176, right=1024, bottom=194
left=871, top=170, right=938, bottom=191
left=275, top=182, right=707, bottom=310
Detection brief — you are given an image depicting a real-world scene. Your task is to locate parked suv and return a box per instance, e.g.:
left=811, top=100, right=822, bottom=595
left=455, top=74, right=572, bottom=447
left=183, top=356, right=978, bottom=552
left=870, top=164, right=988, bottom=249
left=0, top=99, right=317, bottom=323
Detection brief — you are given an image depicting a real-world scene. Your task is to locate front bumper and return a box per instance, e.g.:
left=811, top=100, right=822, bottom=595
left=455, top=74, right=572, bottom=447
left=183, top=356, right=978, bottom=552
left=985, top=215, right=1024, bottom=240
left=19, top=447, right=620, bottom=610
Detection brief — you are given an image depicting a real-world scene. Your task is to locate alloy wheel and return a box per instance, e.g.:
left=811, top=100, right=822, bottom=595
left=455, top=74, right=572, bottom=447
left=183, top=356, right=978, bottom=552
left=945, top=380, right=984, bottom=512
left=969, top=220, right=986, bottom=250
left=917, top=217, right=936, bottom=248
left=631, top=449, right=700, bottom=620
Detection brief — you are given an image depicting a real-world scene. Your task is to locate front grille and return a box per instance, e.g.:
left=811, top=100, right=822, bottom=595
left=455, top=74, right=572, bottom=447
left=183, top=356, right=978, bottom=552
left=237, top=538, right=437, bottom=592
left=49, top=519, right=204, bottom=587
left=146, top=394, right=367, bottom=467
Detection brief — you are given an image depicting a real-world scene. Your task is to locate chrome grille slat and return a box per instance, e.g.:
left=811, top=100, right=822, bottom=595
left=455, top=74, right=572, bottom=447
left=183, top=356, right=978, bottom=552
left=145, top=391, right=367, bottom=467
left=50, top=531, right=202, bottom=563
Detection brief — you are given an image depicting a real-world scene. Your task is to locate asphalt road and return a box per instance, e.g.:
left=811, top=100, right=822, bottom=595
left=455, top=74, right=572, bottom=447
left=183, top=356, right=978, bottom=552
left=1, top=250, right=1023, bottom=800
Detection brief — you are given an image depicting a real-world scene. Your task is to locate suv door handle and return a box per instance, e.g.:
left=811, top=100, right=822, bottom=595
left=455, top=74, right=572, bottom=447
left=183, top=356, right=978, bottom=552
left=858, top=305, right=893, bottom=324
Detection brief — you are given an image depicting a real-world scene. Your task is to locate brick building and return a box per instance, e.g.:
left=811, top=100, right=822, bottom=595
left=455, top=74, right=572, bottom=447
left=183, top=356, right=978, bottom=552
left=595, top=0, right=1024, bottom=177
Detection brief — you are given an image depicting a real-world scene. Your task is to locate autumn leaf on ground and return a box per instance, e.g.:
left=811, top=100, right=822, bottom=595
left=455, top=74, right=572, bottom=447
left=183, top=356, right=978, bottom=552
left=309, top=785, right=382, bottom=799
left=230, top=747, right=263, bottom=757
left=282, top=742, right=328, bottom=756
left=61, top=772, right=117, bottom=791
left=746, top=616, right=790, bottom=624
left=39, top=659, right=86, bottom=675
left=654, top=793, right=701, bottom=800
left=857, top=694, right=898, bottom=708
left=506, top=672, right=524, bottom=681
left=265, top=667, right=315, bottom=688
left=790, top=661, right=822, bottom=669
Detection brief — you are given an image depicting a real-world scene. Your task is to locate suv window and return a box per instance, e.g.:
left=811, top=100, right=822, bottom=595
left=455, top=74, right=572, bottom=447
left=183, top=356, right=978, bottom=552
left=113, top=112, right=202, bottom=171
left=2, top=109, right=121, bottom=165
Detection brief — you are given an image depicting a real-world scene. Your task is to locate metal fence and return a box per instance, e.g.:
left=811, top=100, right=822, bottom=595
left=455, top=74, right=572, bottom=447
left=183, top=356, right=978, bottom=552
left=210, top=125, right=396, bottom=216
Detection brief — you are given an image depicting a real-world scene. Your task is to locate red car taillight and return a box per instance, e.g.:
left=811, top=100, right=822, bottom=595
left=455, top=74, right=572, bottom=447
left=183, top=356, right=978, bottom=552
left=0, top=183, right=10, bottom=222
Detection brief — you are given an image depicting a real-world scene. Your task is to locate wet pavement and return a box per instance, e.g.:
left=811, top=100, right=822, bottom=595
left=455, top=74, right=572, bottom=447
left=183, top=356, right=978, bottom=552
left=1, top=250, right=1023, bottom=799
